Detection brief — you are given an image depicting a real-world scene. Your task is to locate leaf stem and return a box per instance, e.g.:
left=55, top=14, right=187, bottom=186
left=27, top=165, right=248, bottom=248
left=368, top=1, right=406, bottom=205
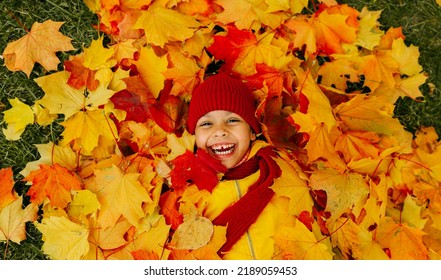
left=6, top=8, right=29, bottom=33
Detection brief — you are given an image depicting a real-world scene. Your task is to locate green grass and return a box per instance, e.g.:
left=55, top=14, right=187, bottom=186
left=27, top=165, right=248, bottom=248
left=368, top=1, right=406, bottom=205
left=1, top=0, right=440, bottom=259
left=0, top=0, right=98, bottom=260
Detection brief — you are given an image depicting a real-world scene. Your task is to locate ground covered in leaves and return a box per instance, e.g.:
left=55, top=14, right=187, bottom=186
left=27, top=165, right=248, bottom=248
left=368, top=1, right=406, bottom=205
left=1, top=0, right=441, bottom=260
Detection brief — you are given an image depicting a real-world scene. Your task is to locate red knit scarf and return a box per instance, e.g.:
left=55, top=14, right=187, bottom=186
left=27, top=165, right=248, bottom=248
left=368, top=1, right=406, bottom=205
left=213, top=146, right=281, bottom=256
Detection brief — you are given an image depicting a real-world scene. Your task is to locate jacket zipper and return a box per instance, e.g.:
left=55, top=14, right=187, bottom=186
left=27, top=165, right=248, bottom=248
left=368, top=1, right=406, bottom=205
left=234, top=179, right=257, bottom=259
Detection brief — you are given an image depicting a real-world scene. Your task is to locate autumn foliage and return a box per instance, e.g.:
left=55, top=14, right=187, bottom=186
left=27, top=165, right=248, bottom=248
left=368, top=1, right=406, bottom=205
left=1, top=0, right=441, bottom=260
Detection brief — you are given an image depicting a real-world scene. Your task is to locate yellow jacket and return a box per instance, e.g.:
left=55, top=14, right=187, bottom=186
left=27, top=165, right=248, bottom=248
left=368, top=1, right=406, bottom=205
left=169, top=140, right=311, bottom=260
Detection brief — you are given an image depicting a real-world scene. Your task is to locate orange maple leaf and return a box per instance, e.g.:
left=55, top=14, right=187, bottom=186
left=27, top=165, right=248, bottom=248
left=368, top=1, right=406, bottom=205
left=24, top=164, right=82, bottom=208
left=376, top=217, right=428, bottom=259
left=284, top=6, right=358, bottom=55
left=2, top=20, right=74, bottom=77
left=0, top=168, right=17, bottom=209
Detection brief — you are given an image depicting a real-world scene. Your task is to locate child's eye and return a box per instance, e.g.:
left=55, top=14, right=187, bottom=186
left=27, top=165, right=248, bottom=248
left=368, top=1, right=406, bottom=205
left=226, top=118, right=241, bottom=124
left=198, top=121, right=212, bottom=127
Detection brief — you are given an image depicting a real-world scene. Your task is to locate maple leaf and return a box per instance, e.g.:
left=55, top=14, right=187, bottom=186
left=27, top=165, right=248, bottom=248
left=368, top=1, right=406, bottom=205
left=133, top=46, right=168, bottom=98
left=373, top=72, right=428, bottom=102
left=36, top=215, right=89, bottom=260
left=215, top=0, right=257, bottom=30
left=35, top=70, right=115, bottom=119
left=390, top=38, right=423, bottom=76
left=59, top=109, right=118, bottom=155
left=334, top=130, right=381, bottom=162
left=376, top=217, right=428, bottom=259
left=273, top=222, right=334, bottom=260
left=2, top=98, right=34, bottom=141
left=355, top=8, right=384, bottom=50
left=2, top=20, right=74, bottom=77
left=246, top=64, right=286, bottom=98
left=310, top=168, right=370, bottom=223
left=0, top=196, right=37, bottom=244
left=284, top=6, right=358, bottom=55
left=358, top=51, right=399, bottom=93
left=24, top=163, right=82, bottom=208
left=68, top=190, right=101, bottom=218
left=133, top=6, right=201, bottom=47
left=207, top=26, right=289, bottom=76
left=169, top=149, right=227, bottom=192
left=94, top=165, right=151, bottom=229
left=0, top=168, right=17, bottom=209
left=271, top=156, right=314, bottom=216
left=20, top=142, right=78, bottom=177
left=334, top=95, right=403, bottom=136
left=162, top=45, right=203, bottom=99
left=64, top=56, right=99, bottom=90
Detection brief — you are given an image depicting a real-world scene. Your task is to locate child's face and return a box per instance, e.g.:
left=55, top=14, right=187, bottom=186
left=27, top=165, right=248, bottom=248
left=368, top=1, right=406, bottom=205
left=195, top=110, right=256, bottom=169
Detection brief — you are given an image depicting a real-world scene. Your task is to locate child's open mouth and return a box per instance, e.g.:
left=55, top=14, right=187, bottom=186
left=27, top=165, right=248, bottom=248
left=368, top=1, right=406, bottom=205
left=210, top=143, right=235, bottom=156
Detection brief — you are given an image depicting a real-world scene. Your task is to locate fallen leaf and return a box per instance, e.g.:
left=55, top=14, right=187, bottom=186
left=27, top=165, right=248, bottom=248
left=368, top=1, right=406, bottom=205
left=2, top=20, right=74, bottom=77
left=36, top=215, right=89, bottom=260
left=0, top=168, right=17, bottom=209
left=0, top=196, right=37, bottom=244
left=2, top=98, right=34, bottom=141
left=24, top=163, right=82, bottom=208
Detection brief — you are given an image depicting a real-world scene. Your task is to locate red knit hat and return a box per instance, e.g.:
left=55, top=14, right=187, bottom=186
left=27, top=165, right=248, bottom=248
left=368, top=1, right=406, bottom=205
left=186, top=72, right=261, bottom=134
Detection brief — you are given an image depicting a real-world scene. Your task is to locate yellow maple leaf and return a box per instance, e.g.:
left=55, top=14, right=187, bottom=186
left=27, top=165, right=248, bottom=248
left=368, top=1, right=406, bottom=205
left=2, top=20, right=74, bottom=77
left=32, top=100, right=58, bottom=126
left=215, top=0, right=256, bottom=30
left=271, top=156, right=314, bottom=216
left=294, top=69, right=336, bottom=130
left=334, top=95, right=402, bottom=136
left=83, top=36, right=117, bottom=70
left=20, top=142, right=78, bottom=177
left=36, top=215, right=89, bottom=259
left=166, top=130, right=195, bottom=161
left=304, top=122, right=347, bottom=171
left=334, top=130, right=380, bottom=162
left=94, top=165, right=151, bottom=229
left=87, top=218, right=132, bottom=255
left=414, top=126, right=439, bottom=154
left=273, top=222, right=334, bottom=260
left=2, top=98, right=34, bottom=141
left=0, top=196, right=37, bottom=244
left=68, top=190, right=101, bottom=218
left=376, top=217, right=428, bottom=259
left=391, top=38, right=423, bottom=76
left=358, top=51, right=399, bottom=92
left=24, top=163, right=82, bottom=208
left=133, top=46, right=168, bottom=98
left=373, top=72, right=427, bottom=102
left=310, top=168, right=369, bottom=223
left=289, top=0, right=309, bottom=14
left=355, top=8, right=383, bottom=50
left=317, top=58, right=359, bottom=91
left=401, top=195, right=429, bottom=230
left=59, top=109, right=117, bottom=155
left=133, top=6, right=201, bottom=47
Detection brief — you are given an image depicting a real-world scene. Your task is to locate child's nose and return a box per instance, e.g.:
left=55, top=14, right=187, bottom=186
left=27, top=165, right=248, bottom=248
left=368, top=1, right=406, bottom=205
left=213, top=125, right=228, bottom=137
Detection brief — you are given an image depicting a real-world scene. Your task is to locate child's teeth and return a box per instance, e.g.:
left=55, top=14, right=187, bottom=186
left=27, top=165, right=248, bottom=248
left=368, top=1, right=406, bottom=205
left=211, top=144, right=235, bottom=155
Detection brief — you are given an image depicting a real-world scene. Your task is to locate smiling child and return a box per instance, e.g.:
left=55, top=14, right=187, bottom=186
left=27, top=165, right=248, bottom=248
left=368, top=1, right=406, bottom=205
left=163, top=71, right=307, bottom=260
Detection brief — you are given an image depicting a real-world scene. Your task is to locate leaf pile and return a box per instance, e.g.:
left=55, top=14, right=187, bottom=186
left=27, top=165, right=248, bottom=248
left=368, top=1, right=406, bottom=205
left=1, top=0, right=441, bottom=260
